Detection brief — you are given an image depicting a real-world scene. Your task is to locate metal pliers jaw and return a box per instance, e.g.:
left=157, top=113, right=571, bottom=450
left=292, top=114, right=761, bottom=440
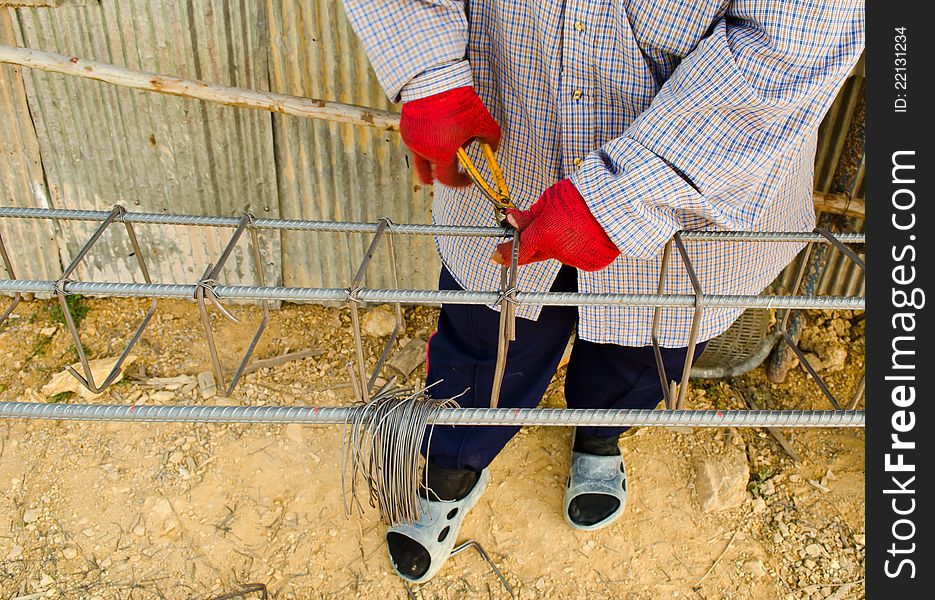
left=456, top=142, right=515, bottom=225
left=455, top=140, right=518, bottom=409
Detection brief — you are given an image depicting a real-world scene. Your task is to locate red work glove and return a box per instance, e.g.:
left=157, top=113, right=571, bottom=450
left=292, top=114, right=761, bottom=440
left=400, top=86, right=501, bottom=187
left=492, top=179, right=620, bottom=271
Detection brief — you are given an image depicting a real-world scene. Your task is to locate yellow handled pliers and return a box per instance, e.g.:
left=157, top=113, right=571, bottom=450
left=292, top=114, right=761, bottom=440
left=456, top=142, right=516, bottom=225
left=455, top=140, right=518, bottom=409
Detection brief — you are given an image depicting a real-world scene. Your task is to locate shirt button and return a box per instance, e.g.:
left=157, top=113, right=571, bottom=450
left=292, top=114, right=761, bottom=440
left=572, top=89, right=583, bottom=101
left=575, top=21, right=585, bottom=32
left=574, top=157, right=584, bottom=167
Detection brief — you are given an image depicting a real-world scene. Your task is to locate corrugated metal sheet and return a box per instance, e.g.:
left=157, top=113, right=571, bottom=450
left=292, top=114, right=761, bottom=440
left=1, top=4, right=863, bottom=305
left=6, top=1, right=280, bottom=289
left=268, top=0, right=438, bottom=291
left=0, top=7, right=61, bottom=281
left=772, top=62, right=865, bottom=299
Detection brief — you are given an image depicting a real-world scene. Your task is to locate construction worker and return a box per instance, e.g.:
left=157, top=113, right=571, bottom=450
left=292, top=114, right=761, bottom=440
left=342, top=0, right=864, bottom=584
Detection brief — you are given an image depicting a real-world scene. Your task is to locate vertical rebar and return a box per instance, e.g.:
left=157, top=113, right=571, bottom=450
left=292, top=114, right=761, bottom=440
left=652, top=241, right=674, bottom=409
left=673, top=233, right=704, bottom=409
left=0, top=231, right=21, bottom=325
left=490, top=228, right=519, bottom=409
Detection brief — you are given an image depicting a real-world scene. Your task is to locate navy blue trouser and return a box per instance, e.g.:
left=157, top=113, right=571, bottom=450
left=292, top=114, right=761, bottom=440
left=423, top=265, right=706, bottom=471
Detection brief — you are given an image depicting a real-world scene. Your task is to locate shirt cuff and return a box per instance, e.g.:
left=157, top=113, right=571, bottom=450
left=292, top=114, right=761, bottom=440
left=570, top=139, right=703, bottom=261
left=399, top=61, right=475, bottom=102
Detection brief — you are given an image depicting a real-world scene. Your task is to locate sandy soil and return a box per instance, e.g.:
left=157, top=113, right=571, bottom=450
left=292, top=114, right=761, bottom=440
left=0, top=298, right=865, bottom=599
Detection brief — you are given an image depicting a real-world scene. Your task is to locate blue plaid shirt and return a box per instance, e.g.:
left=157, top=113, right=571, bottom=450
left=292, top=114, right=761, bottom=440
left=343, top=0, right=864, bottom=346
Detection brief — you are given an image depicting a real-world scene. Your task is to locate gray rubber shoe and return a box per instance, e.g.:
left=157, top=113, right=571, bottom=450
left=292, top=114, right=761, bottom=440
left=563, top=451, right=628, bottom=531
left=386, top=468, right=490, bottom=584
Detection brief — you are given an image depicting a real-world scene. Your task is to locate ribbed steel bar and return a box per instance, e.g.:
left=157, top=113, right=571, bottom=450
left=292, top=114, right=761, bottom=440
left=0, top=206, right=508, bottom=238
left=0, top=279, right=866, bottom=310
left=0, top=402, right=863, bottom=427
left=0, top=206, right=865, bottom=243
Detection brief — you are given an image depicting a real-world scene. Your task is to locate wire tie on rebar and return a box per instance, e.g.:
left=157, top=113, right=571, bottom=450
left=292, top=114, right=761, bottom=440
left=195, top=276, right=240, bottom=323
left=497, top=285, right=518, bottom=306
left=346, top=284, right=364, bottom=304
left=111, top=204, right=128, bottom=222
left=53, top=277, right=72, bottom=297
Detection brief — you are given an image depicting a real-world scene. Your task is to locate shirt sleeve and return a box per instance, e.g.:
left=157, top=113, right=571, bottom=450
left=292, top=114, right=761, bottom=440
left=571, top=0, right=865, bottom=260
left=342, top=0, right=473, bottom=103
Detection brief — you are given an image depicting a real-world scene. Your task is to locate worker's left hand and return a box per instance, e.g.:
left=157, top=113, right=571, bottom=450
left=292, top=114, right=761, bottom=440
left=492, top=179, right=620, bottom=271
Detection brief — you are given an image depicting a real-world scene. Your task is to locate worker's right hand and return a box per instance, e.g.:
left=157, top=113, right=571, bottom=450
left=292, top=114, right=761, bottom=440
left=400, top=86, right=501, bottom=187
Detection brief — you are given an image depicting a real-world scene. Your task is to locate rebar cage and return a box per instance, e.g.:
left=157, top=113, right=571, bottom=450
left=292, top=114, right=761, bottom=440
left=0, top=206, right=864, bottom=429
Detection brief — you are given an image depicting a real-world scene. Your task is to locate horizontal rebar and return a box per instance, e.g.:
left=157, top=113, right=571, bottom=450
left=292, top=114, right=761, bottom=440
left=0, top=402, right=863, bottom=427
left=0, top=279, right=865, bottom=310
left=0, top=206, right=865, bottom=243
left=0, top=206, right=508, bottom=238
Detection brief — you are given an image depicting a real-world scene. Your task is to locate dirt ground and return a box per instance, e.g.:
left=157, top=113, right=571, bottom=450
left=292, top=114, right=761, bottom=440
left=0, top=297, right=865, bottom=600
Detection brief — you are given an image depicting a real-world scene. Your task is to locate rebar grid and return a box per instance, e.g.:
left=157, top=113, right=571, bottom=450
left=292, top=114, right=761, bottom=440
left=0, top=204, right=865, bottom=427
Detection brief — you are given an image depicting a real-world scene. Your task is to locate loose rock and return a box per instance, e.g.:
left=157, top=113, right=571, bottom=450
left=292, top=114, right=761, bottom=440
left=198, top=371, right=217, bottom=400
left=387, top=337, right=428, bottom=377
left=41, top=355, right=137, bottom=400
left=694, top=451, right=750, bottom=512
left=361, top=305, right=401, bottom=338
left=744, top=559, right=767, bottom=578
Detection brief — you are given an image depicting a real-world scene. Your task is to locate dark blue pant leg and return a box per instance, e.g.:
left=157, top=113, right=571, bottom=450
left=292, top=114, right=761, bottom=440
left=564, top=340, right=708, bottom=438
left=424, top=265, right=578, bottom=471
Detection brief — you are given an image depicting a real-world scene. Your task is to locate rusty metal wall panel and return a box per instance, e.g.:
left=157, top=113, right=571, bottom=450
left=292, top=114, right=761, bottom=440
left=0, top=7, right=61, bottom=282
left=268, top=0, right=438, bottom=291
left=772, top=65, right=865, bottom=299
left=1, top=2, right=98, bottom=7
left=9, top=1, right=280, bottom=289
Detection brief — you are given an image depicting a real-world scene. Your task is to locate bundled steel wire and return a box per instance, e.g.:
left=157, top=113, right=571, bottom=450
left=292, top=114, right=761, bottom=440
left=342, top=384, right=461, bottom=525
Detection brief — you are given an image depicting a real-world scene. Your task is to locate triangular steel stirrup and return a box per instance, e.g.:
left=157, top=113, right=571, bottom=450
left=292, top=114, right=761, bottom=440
left=345, top=217, right=403, bottom=401
left=56, top=205, right=158, bottom=393
left=773, top=227, right=866, bottom=410
left=651, top=227, right=866, bottom=412
left=196, top=212, right=271, bottom=398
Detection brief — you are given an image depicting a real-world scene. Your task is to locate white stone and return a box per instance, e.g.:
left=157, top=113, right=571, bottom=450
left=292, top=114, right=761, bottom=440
left=5, top=544, right=23, bottom=561
left=752, top=497, right=767, bottom=514
left=694, top=451, right=750, bottom=512
left=744, top=559, right=767, bottom=578
left=360, top=306, right=401, bottom=338
left=198, top=371, right=217, bottom=400
left=41, top=356, right=137, bottom=400
left=150, top=390, right=175, bottom=402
